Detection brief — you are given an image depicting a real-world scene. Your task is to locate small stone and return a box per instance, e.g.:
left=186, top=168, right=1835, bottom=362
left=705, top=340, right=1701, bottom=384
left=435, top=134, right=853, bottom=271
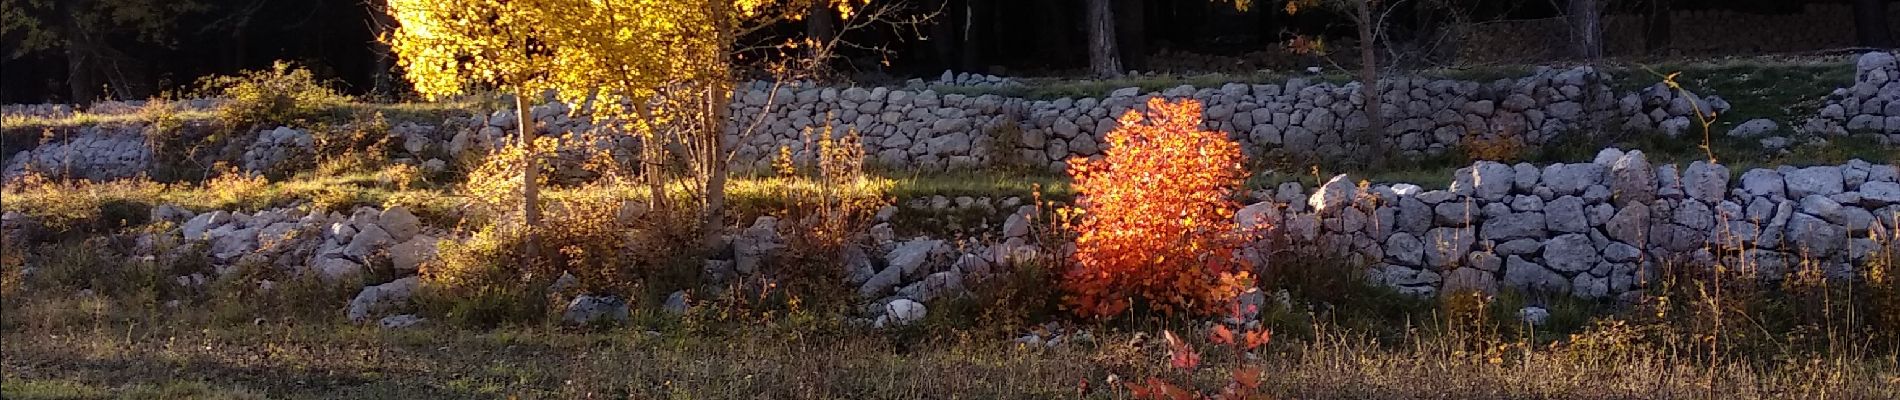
left=1518, top=306, right=1550, bottom=326
left=881, top=299, right=927, bottom=327
left=1443, top=268, right=1498, bottom=296
left=378, top=314, right=425, bottom=329
left=664, top=291, right=690, bottom=315
left=562, top=295, right=631, bottom=324
left=347, top=277, right=419, bottom=322
left=1728, top=119, right=1778, bottom=137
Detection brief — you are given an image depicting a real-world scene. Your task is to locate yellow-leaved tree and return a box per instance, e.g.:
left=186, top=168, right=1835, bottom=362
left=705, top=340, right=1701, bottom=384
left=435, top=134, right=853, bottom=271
left=384, top=0, right=567, bottom=238
left=383, top=0, right=871, bottom=251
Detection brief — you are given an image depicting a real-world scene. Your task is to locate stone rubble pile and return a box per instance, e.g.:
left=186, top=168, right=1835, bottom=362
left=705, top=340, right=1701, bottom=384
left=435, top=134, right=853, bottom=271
left=3, top=125, right=152, bottom=181
left=1617, top=82, right=1731, bottom=137
left=904, top=70, right=1025, bottom=90
left=240, top=126, right=315, bottom=173
left=132, top=204, right=441, bottom=324
left=713, top=199, right=1040, bottom=327
left=154, top=205, right=438, bottom=280
left=1012, top=322, right=1095, bottom=349
left=1801, top=51, right=1900, bottom=144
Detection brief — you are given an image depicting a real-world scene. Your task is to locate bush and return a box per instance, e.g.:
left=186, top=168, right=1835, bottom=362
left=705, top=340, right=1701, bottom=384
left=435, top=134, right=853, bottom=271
left=1060, top=98, right=1254, bottom=319
left=419, top=146, right=704, bottom=326
left=307, top=112, right=398, bottom=178
left=763, top=125, right=883, bottom=310
left=196, top=61, right=351, bottom=130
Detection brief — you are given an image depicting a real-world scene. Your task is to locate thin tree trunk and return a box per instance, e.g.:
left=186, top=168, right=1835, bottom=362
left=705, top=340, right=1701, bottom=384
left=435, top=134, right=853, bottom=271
left=1644, top=0, right=1671, bottom=54
left=1568, top=0, right=1604, bottom=59
left=631, top=102, right=668, bottom=221
left=1034, top=0, right=1072, bottom=68
left=1854, top=0, right=1894, bottom=48
left=807, top=3, right=837, bottom=75
left=59, top=2, right=98, bottom=104
left=1114, top=0, right=1146, bottom=71
left=515, top=87, right=541, bottom=247
left=703, top=0, right=735, bottom=249
left=1355, top=0, right=1385, bottom=167
left=929, top=0, right=958, bottom=71
left=1085, top=0, right=1122, bottom=78
left=704, top=85, right=732, bottom=248
left=366, top=0, right=397, bottom=99
left=65, top=41, right=97, bottom=104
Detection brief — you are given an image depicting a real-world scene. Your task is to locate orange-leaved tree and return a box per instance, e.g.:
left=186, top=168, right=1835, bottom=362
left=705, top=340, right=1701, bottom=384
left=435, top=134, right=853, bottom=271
left=1062, top=97, right=1254, bottom=319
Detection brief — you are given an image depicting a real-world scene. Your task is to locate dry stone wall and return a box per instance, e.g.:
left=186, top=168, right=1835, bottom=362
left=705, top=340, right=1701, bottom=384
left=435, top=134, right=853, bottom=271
left=728, top=66, right=1643, bottom=174
left=1244, top=150, right=1899, bottom=300
left=7, top=66, right=1742, bottom=182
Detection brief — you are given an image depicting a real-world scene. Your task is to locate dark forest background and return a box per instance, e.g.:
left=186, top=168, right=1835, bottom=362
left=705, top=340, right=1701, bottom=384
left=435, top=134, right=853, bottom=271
left=1, top=0, right=1891, bottom=104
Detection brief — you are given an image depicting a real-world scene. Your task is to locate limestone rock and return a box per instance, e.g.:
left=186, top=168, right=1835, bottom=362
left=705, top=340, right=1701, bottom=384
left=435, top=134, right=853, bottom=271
left=1681, top=161, right=1730, bottom=202
left=1544, top=233, right=1600, bottom=273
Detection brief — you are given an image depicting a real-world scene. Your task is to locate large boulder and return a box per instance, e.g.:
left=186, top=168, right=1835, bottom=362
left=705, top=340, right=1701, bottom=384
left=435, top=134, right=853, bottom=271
left=378, top=207, right=422, bottom=242
left=182, top=211, right=230, bottom=240
left=562, top=295, right=631, bottom=324
left=1542, top=163, right=1605, bottom=196
left=1545, top=196, right=1589, bottom=233
left=1785, top=213, right=1845, bottom=257
left=1783, top=166, right=1845, bottom=198
left=1862, top=181, right=1900, bottom=206
left=1481, top=212, right=1547, bottom=241
left=315, top=258, right=364, bottom=281
left=1608, top=151, right=1656, bottom=206
left=1727, top=119, right=1778, bottom=137
left=1503, top=256, right=1569, bottom=294
left=858, top=265, right=904, bottom=298
left=1424, top=227, right=1476, bottom=268
left=1235, top=202, right=1281, bottom=232
left=1451, top=161, right=1515, bottom=201
left=1739, top=169, right=1786, bottom=199
left=1384, top=232, right=1425, bottom=266
left=732, top=216, right=785, bottom=275
left=343, top=223, right=393, bottom=260
left=1442, top=268, right=1498, bottom=296
left=1543, top=233, right=1601, bottom=273
left=347, top=277, right=419, bottom=322
left=1681, top=161, right=1729, bottom=202
left=877, top=298, right=928, bottom=328
left=887, top=239, right=947, bottom=278
left=388, top=235, right=438, bottom=272
left=1309, top=174, right=1359, bottom=215
left=1605, top=203, right=1650, bottom=245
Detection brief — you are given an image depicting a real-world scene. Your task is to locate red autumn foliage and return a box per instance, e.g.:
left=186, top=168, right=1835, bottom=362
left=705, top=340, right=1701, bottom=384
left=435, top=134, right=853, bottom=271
left=1060, top=97, right=1255, bottom=319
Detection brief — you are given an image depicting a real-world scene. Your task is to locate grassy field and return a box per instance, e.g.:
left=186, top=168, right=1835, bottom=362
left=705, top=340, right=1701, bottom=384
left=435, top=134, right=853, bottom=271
left=4, top=277, right=1897, bottom=400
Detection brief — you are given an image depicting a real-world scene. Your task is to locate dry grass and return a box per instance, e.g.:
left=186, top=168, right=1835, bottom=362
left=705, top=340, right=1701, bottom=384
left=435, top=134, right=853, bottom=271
left=3, top=294, right=1894, bottom=400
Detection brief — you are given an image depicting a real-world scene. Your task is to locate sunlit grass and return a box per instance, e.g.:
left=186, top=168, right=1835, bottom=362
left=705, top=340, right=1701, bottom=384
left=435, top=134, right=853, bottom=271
left=0, top=101, right=486, bottom=134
